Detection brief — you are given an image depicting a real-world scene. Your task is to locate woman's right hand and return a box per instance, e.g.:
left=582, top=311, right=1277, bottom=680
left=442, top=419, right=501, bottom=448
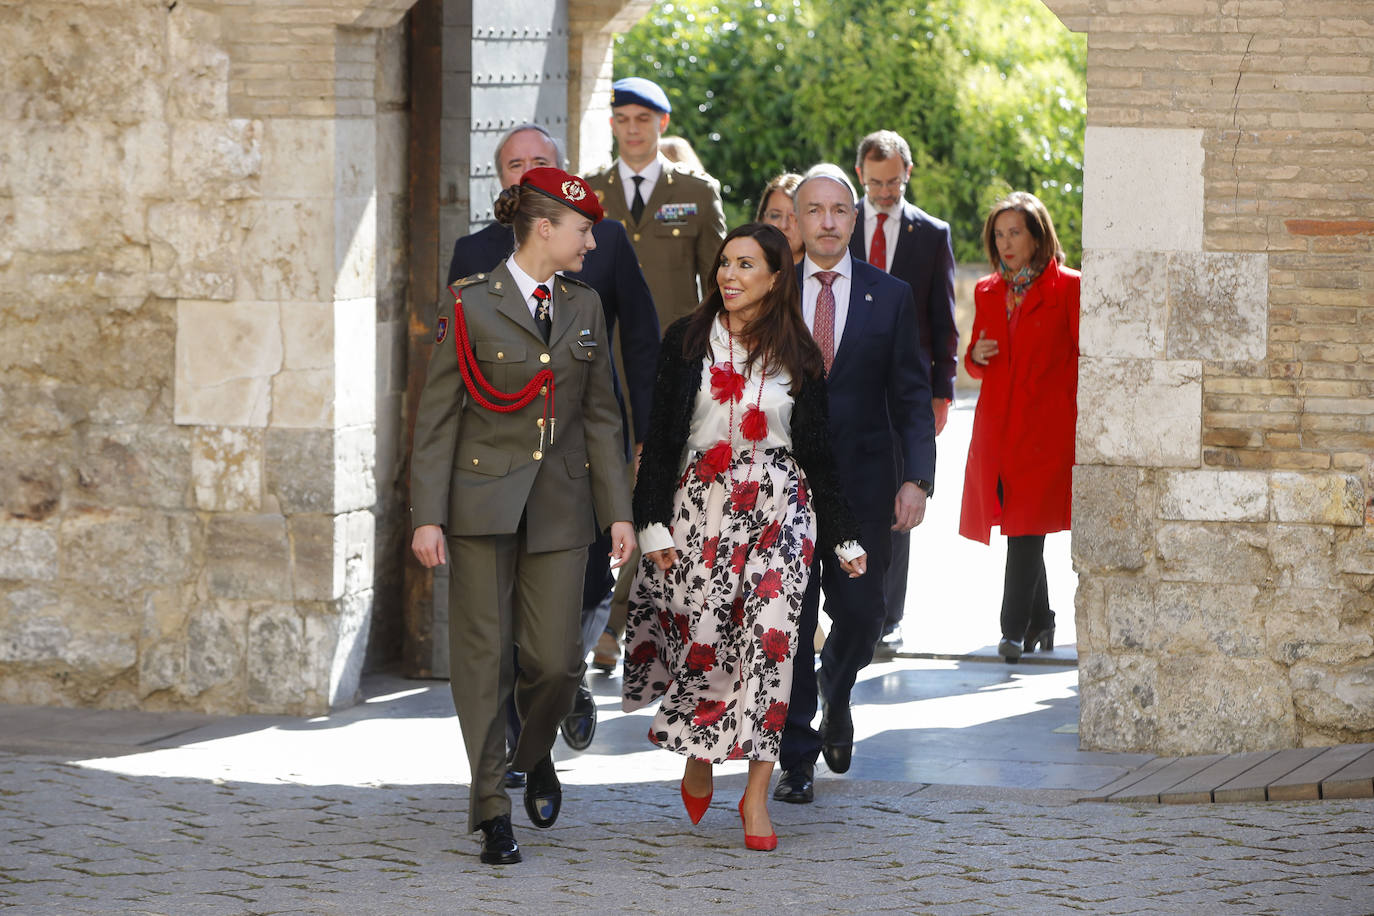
left=970, top=330, right=999, bottom=365
left=411, top=524, right=447, bottom=568
left=646, top=547, right=678, bottom=571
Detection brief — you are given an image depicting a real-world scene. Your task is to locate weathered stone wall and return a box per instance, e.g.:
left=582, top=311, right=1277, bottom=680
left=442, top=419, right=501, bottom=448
left=1042, top=0, right=1374, bottom=753
left=0, top=0, right=409, bottom=714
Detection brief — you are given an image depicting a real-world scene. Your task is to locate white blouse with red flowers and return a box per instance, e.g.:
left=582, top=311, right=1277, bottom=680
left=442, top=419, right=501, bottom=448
left=638, top=316, right=863, bottom=564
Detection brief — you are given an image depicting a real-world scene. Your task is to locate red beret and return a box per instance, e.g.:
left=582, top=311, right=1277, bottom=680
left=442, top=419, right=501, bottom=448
left=520, top=167, right=604, bottom=223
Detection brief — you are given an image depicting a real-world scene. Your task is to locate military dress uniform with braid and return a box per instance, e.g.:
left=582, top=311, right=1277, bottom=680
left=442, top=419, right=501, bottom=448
left=409, top=259, right=632, bottom=832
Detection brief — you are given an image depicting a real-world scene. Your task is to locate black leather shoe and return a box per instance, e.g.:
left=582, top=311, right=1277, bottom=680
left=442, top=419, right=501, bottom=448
left=772, top=764, right=815, bottom=804
left=524, top=755, right=562, bottom=828
left=559, top=678, right=597, bottom=751
left=998, top=637, right=1023, bottom=664
left=820, top=702, right=854, bottom=774
left=477, top=814, right=521, bottom=865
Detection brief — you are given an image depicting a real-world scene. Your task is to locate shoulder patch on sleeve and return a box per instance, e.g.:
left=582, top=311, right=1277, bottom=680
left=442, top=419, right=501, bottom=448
left=435, top=315, right=449, bottom=343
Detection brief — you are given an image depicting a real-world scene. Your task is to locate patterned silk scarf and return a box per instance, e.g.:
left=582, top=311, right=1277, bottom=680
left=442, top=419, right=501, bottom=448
left=1000, top=259, right=1046, bottom=318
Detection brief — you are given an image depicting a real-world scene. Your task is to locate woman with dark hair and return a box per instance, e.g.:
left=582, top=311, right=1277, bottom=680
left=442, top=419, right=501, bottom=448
left=623, top=222, right=865, bottom=851
left=959, top=191, right=1079, bottom=664
left=755, top=172, right=804, bottom=265
left=410, top=167, right=636, bottom=866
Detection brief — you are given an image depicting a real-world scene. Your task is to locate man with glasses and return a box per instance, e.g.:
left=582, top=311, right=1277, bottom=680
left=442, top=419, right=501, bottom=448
left=850, top=130, right=957, bottom=658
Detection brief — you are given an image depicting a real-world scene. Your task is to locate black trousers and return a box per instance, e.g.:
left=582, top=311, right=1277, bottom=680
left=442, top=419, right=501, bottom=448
left=1000, top=534, right=1053, bottom=642
left=780, top=515, right=893, bottom=772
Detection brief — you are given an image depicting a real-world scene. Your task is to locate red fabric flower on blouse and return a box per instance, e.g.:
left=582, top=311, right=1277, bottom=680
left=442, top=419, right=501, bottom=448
left=762, top=701, right=788, bottom=732
left=740, top=405, right=768, bottom=442
left=696, top=440, right=733, bottom=482
left=709, top=362, right=746, bottom=404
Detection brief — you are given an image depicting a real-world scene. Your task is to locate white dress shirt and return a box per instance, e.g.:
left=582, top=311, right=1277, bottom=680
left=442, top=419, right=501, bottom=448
left=505, top=255, right=553, bottom=321
left=617, top=154, right=665, bottom=211
left=638, top=315, right=863, bottom=563
left=862, top=199, right=902, bottom=272
left=801, top=252, right=854, bottom=347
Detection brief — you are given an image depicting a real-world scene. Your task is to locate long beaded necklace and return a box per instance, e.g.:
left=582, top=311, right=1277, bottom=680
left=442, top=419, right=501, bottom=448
left=724, top=315, right=767, bottom=509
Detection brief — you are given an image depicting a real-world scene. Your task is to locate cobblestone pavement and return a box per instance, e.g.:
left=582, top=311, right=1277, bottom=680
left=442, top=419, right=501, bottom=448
left=3, top=747, right=1372, bottom=915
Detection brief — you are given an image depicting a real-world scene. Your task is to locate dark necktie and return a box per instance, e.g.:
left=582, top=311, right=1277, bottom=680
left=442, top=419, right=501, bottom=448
left=630, top=175, right=646, bottom=223
left=533, top=284, right=552, bottom=344
left=813, top=270, right=839, bottom=374
left=871, top=212, right=889, bottom=272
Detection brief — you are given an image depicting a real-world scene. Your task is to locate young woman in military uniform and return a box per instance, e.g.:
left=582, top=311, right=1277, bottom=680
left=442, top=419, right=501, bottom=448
left=410, top=168, right=636, bottom=866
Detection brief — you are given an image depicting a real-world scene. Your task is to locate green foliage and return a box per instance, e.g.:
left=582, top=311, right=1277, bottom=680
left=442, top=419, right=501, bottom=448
left=614, top=0, right=1086, bottom=265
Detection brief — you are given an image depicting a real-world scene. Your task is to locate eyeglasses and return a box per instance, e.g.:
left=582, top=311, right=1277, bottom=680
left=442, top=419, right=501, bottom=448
left=864, top=177, right=906, bottom=192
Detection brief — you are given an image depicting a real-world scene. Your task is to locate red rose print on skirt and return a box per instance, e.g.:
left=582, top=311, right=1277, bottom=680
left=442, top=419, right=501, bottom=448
left=685, top=642, right=717, bottom=673
left=674, top=613, right=691, bottom=643
left=762, top=701, right=788, bottom=732
left=730, top=543, right=749, bottom=574
left=730, top=480, right=759, bottom=512
left=753, top=568, right=783, bottom=600
left=696, top=441, right=733, bottom=482
left=628, top=641, right=657, bottom=665
left=693, top=699, right=726, bottom=727
left=702, top=536, right=719, bottom=569
left=796, top=479, right=809, bottom=508
left=740, top=404, right=768, bottom=441
left=730, top=595, right=746, bottom=627
left=760, top=627, right=789, bottom=663
left=801, top=536, right=814, bottom=567
left=758, top=521, right=781, bottom=551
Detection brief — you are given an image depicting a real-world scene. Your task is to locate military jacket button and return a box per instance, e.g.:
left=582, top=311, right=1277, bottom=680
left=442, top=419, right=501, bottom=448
left=539, top=353, right=550, bottom=364
left=633, top=233, right=641, bottom=242
left=472, top=458, right=479, bottom=466
left=532, top=450, right=543, bottom=461
left=497, top=351, right=504, bottom=359
left=672, top=227, right=681, bottom=237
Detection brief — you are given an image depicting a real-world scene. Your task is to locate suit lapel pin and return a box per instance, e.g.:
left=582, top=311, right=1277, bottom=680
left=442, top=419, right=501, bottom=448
left=579, top=328, right=591, bottom=336
left=560, top=284, right=569, bottom=294
left=865, top=293, right=873, bottom=302
left=906, top=224, right=913, bottom=233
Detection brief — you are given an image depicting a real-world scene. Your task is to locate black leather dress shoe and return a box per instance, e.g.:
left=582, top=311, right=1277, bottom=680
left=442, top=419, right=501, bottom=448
left=523, top=755, right=562, bottom=828
left=820, top=703, right=854, bottom=774
left=772, top=764, right=815, bottom=804
left=559, top=678, right=597, bottom=751
left=477, top=814, right=521, bottom=865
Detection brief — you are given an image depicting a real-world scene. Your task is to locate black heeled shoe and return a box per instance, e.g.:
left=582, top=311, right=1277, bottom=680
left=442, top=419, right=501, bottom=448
left=998, top=637, right=1023, bottom=664
left=1024, top=626, right=1056, bottom=653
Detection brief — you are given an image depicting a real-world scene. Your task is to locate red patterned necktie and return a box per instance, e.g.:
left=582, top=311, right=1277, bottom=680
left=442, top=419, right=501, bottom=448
left=813, top=270, right=839, bottom=374
left=870, top=212, right=888, bottom=272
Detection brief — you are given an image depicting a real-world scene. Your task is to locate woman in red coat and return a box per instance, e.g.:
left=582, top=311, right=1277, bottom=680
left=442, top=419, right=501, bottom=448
left=959, top=191, right=1079, bottom=663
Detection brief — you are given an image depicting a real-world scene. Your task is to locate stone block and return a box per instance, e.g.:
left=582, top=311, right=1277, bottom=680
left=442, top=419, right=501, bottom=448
left=72, top=425, right=192, bottom=511
left=169, top=119, right=262, bottom=199
left=265, top=428, right=332, bottom=512
left=246, top=603, right=308, bottom=709
left=1155, top=656, right=1297, bottom=754
left=1270, top=472, right=1365, bottom=526
left=340, top=508, right=375, bottom=596
left=60, top=509, right=198, bottom=591
left=335, top=195, right=377, bottom=300
left=1083, top=126, right=1204, bottom=252
left=1078, top=249, right=1167, bottom=359
left=1155, top=521, right=1273, bottom=585
left=0, top=595, right=67, bottom=664
left=147, top=201, right=242, bottom=300
left=334, top=425, right=377, bottom=512
left=139, top=587, right=193, bottom=695
left=1072, top=576, right=1108, bottom=654
left=58, top=589, right=138, bottom=671
left=186, top=601, right=248, bottom=697
left=0, top=522, right=58, bottom=580
left=1101, top=578, right=1155, bottom=652
left=238, top=199, right=334, bottom=301
left=1077, top=358, right=1202, bottom=467
left=1291, top=661, right=1374, bottom=732
left=334, top=297, right=376, bottom=428
left=204, top=514, right=293, bottom=599
left=1078, top=652, right=1159, bottom=753
left=167, top=3, right=230, bottom=119
left=1266, top=588, right=1373, bottom=667
left=175, top=300, right=282, bottom=427
left=280, top=301, right=335, bottom=370
left=1157, top=469, right=1269, bottom=522
left=1165, top=252, right=1269, bottom=361
left=191, top=427, right=264, bottom=512
left=306, top=589, right=373, bottom=709
left=289, top=513, right=342, bottom=601
left=1269, top=524, right=1336, bottom=590
left=1071, top=466, right=1151, bottom=572
left=260, top=119, right=334, bottom=199
left=270, top=369, right=334, bottom=428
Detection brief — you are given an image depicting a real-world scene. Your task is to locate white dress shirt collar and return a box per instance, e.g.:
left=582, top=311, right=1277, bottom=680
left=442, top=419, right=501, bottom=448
left=505, top=255, right=553, bottom=320
left=618, top=154, right=666, bottom=210
left=802, top=251, right=853, bottom=283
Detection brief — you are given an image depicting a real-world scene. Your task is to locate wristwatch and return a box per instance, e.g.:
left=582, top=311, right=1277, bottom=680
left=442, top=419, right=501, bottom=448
left=913, top=479, right=933, bottom=496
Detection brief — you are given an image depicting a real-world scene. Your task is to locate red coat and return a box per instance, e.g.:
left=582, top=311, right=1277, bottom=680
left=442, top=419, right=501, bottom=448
left=959, top=259, right=1080, bottom=544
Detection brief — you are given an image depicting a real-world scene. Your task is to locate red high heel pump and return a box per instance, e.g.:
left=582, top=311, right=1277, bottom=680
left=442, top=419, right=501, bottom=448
left=681, top=779, right=712, bottom=825
left=738, top=797, right=778, bottom=851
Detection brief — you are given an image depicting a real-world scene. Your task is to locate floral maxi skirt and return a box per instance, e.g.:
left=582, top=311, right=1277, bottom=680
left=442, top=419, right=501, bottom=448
left=622, top=446, right=817, bottom=763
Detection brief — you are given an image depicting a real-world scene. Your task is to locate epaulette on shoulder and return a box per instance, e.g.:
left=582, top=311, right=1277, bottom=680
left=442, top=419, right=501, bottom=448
left=451, top=273, right=488, bottom=290
left=555, top=274, right=594, bottom=293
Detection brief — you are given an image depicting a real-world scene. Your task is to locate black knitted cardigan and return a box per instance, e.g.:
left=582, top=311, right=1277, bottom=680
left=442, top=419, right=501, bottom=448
left=633, top=317, right=862, bottom=558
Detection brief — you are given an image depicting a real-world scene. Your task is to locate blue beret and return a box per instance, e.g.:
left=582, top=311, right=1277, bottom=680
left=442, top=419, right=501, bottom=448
left=611, top=77, right=671, bottom=114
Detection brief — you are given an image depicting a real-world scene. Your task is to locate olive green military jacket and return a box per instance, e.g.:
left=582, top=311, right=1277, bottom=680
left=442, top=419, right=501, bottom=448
left=409, top=261, right=633, bottom=553
left=586, top=158, right=726, bottom=332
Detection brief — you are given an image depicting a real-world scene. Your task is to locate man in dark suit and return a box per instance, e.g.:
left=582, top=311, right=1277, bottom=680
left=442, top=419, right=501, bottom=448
left=849, top=130, right=958, bottom=657
left=447, top=123, right=661, bottom=762
left=775, top=164, right=937, bottom=804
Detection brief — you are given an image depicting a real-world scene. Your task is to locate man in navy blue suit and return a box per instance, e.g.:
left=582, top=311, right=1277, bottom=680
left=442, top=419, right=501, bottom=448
left=447, top=123, right=661, bottom=764
left=774, top=164, right=937, bottom=804
left=849, top=130, right=958, bottom=657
